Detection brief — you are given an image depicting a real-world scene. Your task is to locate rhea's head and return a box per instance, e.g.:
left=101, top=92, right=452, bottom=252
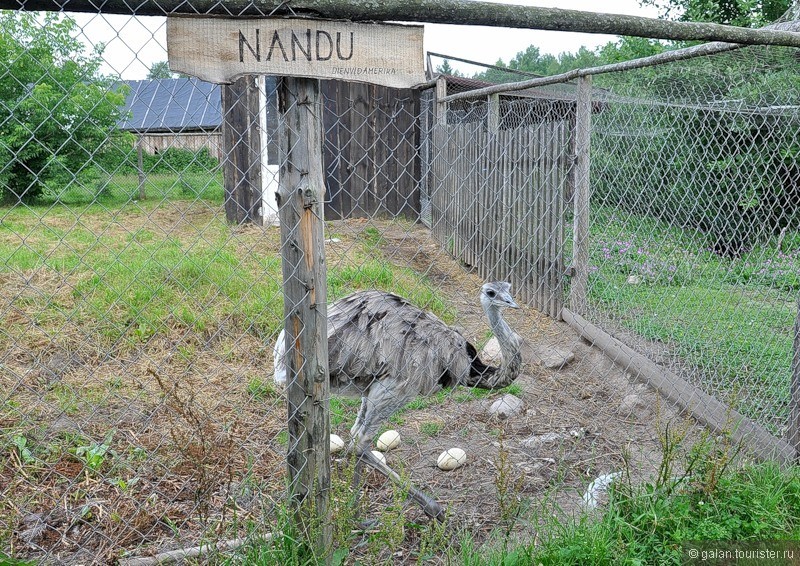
left=480, top=281, right=519, bottom=312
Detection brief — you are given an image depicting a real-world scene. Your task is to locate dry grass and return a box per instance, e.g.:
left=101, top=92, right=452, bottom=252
left=1, top=203, right=700, bottom=563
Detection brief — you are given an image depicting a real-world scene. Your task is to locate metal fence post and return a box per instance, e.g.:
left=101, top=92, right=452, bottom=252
left=790, top=297, right=800, bottom=460
left=276, top=75, right=332, bottom=559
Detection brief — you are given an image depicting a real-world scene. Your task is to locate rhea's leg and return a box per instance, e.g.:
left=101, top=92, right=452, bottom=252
left=352, top=385, right=445, bottom=521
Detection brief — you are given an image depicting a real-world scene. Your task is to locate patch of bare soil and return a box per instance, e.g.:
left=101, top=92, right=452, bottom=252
left=1, top=210, right=704, bottom=564
left=346, top=221, right=702, bottom=544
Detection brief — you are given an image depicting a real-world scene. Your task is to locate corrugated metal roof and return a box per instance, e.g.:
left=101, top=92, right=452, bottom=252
left=117, top=78, right=222, bottom=133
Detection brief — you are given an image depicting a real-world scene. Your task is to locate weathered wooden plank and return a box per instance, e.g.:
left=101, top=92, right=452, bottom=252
left=431, top=77, right=449, bottom=244
left=276, top=76, right=331, bottom=558
left=535, top=123, right=546, bottom=312
left=569, top=75, right=592, bottom=314
left=542, top=123, right=552, bottom=312
left=554, top=120, right=567, bottom=320
left=222, top=75, right=263, bottom=225
left=167, top=17, right=425, bottom=89
left=562, top=308, right=797, bottom=465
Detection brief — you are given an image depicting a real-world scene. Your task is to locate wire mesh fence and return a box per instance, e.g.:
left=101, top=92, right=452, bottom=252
left=1, top=6, right=799, bottom=565
left=587, top=42, right=800, bottom=440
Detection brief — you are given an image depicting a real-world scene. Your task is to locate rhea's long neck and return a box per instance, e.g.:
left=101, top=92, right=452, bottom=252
left=484, top=305, right=522, bottom=387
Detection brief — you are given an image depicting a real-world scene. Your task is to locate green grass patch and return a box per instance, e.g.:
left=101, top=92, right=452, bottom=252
left=585, top=207, right=798, bottom=430
left=1, top=200, right=284, bottom=352
left=524, top=462, right=800, bottom=565
left=51, top=171, right=224, bottom=206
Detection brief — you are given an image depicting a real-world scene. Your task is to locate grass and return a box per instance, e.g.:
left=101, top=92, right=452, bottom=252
left=231, top=418, right=800, bottom=566
left=1, top=171, right=479, bottom=559
left=585, top=207, right=798, bottom=430
left=5, top=172, right=800, bottom=562
left=525, top=462, right=800, bottom=565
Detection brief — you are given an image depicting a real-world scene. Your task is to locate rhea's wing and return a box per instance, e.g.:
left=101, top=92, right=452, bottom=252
left=326, top=290, right=475, bottom=393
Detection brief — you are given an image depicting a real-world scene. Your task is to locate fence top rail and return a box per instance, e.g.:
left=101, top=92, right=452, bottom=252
left=4, top=0, right=800, bottom=49
left=439, top=19, right=800, bottom=103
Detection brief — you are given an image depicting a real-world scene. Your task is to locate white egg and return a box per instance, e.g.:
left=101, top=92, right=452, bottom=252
left=371, top=450, right=387, bottom=465
left=330, top=434, right=345, bottom=454
left=437, top=448, right=467, bottom=471
left=376, top=430, right=401, bottom=451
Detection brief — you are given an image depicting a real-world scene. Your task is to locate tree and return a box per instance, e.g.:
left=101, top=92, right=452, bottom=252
left=640, top=0, right=791, bottom=27
left=0, top=11, right=126, bottom=202
left=147, top=60, right=174, bottom=79
left=435, top=59, right=462, bottom=77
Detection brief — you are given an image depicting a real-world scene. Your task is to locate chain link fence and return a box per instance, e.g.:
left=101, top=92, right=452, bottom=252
left=2, top=7, right=799, bottom=565
left=587, top=41, right=800, bottom=441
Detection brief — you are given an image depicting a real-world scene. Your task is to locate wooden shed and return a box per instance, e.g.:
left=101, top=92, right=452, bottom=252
left=119, top=77, right=422, bottom=221
left=118, top=78, right=223, bottom=159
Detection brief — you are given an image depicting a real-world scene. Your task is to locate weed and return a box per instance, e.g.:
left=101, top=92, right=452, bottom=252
left=247, top=377, right=278, bottom=401
left=150, top=367, right=238, bottom=526
left=494, top=428, right=525, bottom=548
left=11, top=435, right=35, bottom=466
left=419, top=422, right=444, bottom=437
left=74, top=431, right=115, bottom=476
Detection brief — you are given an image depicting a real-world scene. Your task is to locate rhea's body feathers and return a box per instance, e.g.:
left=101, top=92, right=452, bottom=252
left=272, top=282, right=523, bottom=520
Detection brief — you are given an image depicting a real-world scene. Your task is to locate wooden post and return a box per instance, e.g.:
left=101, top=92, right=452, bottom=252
left=136, top=135, right=146, bottom=201
left=789, top=298, right=800, bottom=460
left=431, top=76, right=449, bottom=242
left=487, top=93, right=500, bottom=134
left=569, top=75, right=591, bottom=314
left=222, top=75, right=263, bottom=225
left=276, top=76, right=331, bottom=559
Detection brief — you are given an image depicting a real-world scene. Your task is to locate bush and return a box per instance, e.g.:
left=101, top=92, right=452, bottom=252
left=95, top=144, right=220, bottom=176
left=0, top=11, right=126, bottom=203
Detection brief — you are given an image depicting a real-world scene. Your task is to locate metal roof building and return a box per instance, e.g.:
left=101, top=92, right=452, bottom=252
left=118, top=78, right=221, bottom=133
left=118, top=78, right=223, bottom=158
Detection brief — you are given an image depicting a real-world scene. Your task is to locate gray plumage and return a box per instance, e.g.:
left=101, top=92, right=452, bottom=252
left=273, top=281, right=523, bottom=520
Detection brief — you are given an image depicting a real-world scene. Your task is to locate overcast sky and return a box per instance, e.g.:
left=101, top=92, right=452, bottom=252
left=71, top=0, right=662, bottom=80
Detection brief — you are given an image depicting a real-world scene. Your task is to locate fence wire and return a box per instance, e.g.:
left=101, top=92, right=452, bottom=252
left=588, top=43, right=800, bottom=437
left=1, top=7, right=799, bottom=566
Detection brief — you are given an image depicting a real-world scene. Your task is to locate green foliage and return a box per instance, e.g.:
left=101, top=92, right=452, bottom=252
left=473, top=36, right=671, bottom=84
left=97, top=146, right=220, bottom=178
left=11, top=435, right=35, bottom=466
left=641, top=0, right=791, bottom=27
left=147, top=60, right=174, bottom=79
left=435, top=58, right=463, bottom=77
left=74, top=431, right=115, bottom=475
left=0, top=11, right=126, bottom=203
left=592, top=49, right=800, bottom=249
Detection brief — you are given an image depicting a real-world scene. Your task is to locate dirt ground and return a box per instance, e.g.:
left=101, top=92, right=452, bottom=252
left=1, top=208, right=705, bottom=564
left=354, top=222, right=695, bottom=523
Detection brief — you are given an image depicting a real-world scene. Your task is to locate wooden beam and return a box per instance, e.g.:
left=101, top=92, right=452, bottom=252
left=569, top=75, right=591, bottom=315
left=221, top=76, right=263, bottom=225
left=5, top=0, right=800, bottom=48
left=276, top=76, right=332, bottom=560
left=562, top=308, right=798, bottom=465
left=441, top=20, right=800, bottom=103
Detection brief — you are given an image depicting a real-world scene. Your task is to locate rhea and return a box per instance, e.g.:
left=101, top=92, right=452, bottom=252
left=273, top=281, right=523, bottom=520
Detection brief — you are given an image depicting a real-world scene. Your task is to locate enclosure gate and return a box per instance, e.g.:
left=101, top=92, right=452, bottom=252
left=429, top=85, right=569, bottom=319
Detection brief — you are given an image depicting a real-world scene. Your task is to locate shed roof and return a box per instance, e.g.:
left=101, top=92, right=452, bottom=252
left=118, top=78, right=221, bottom=133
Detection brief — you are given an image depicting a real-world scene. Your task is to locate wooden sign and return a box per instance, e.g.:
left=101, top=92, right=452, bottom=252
left=167, top=17, right=425, bottom=88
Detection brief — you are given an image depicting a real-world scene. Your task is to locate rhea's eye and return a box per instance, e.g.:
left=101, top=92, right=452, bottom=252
left=486, top=289, right=496, bottom=298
